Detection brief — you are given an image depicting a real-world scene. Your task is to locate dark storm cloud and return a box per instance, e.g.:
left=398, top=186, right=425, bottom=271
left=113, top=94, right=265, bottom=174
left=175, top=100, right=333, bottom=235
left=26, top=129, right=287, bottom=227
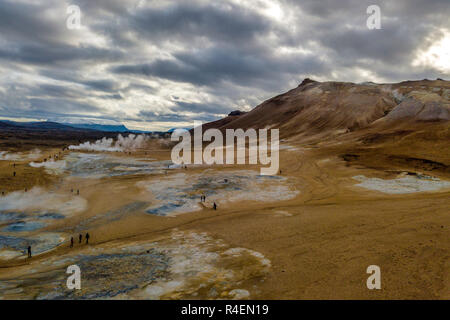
left=84, top=1, right=273, bottom=49
left=0, top=43, right=123, bottom=65
left=40, top=81, right=121, bottom=98
left=39, top=84, right=81, bottom=99
left=80, top=80, right=120, bottom=93
left=0, top=95, right=104, bottom=120
left=318, top=22, right=427, bottom=64
left=113, top=45, right=324, bottom=90
left=38, top=70, right=123, bottom=94
left=173, top=101, right=233, bottom=115
left=27, top=98, right=103, bottom=114
left=0, top=0, right=448, bottom=130
left=128, top=3, right=271, bottom=44
left=0, top=0, right=64, bottom=44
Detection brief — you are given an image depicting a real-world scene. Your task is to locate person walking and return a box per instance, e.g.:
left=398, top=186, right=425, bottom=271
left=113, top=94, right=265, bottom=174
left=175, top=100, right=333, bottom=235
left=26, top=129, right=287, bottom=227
left=79, top=234, right=82, bottom=244
left=27, top=246, right=32, bottom=258
left=85, top=233, right=90, bottom=244
left=213, top=202, right=217, bottom=210
left=70, top=237, right=74, bottom=248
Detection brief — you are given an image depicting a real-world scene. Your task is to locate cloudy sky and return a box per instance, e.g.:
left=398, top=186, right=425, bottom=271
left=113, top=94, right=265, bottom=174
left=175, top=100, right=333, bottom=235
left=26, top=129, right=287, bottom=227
left=0, top=0, right=448, bottom=130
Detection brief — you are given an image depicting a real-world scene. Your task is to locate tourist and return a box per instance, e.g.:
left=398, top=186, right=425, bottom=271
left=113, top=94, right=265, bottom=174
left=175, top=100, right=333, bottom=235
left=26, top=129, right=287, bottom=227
left=79, top=234, right=82, bottom=243
left=27, top=246, right=32, bottom=258
left=213, top=202, right=217, bottom=210
left=70, top=237, right=74, bottom=248
left=85, top=233, right=90, bottom=244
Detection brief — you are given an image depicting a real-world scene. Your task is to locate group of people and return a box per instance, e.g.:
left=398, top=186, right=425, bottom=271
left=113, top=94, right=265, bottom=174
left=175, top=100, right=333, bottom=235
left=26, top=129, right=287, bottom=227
left=25, top=233, right=91, bottom=259
left=70, top=233, right=90, bottom=247
left=16, top=149, right=89, bottom=260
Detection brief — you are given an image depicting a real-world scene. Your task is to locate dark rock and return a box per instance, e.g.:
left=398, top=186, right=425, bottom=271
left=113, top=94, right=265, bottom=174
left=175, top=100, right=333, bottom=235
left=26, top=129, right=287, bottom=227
left=228, top=110, right=247, bottom=116
left=298, top=78, right=318, bottom=87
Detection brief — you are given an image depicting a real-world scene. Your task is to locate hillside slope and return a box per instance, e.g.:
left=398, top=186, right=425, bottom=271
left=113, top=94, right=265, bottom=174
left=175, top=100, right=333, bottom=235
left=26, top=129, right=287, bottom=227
left=205, top=79, right=450, bottom=177
left=207, top=79, right=449, bottom=140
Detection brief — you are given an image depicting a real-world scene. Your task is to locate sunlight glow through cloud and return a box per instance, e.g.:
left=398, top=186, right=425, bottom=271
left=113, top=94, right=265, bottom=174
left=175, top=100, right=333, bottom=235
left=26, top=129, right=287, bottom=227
left=413, top=29, right=450, bottom=73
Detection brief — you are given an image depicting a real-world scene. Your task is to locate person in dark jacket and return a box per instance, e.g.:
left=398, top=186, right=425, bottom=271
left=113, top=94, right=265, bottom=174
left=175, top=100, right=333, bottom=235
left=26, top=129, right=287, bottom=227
left=85, top=233, right=90, bottom=244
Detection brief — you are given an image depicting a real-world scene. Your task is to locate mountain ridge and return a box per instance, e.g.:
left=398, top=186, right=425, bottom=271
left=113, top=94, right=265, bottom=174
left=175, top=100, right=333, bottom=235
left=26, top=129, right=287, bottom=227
left=203, top=78, right=449, bottom=141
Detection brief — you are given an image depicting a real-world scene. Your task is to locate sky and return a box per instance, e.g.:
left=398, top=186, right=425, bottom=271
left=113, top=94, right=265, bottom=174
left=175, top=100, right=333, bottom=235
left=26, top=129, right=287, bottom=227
left=0, top=0, right=448, bottom=131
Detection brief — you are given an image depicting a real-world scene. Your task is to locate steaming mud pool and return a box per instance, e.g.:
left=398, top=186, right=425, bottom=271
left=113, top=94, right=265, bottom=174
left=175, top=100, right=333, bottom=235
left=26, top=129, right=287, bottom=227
left=0, top=231, right=270, bottom=299
left=353, top=173, right=450, bottom=194
left=0, top=150, right=300, bottom=299
left=30, top=152, right=170, bottom=177
left=141, top=170, right=299, bottom=216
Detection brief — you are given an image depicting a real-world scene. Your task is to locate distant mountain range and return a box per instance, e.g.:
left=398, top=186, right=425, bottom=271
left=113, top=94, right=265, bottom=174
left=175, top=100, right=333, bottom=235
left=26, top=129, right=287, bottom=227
left=0, top=120, right=153, bottom=133
left=0, top=120, right=86, bottom=131
left=60, top=122, right=130, bottom=132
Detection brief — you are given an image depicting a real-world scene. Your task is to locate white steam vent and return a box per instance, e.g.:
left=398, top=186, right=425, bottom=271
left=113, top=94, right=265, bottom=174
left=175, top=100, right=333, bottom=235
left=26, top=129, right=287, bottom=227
left=68, top=134, right=148, bottom=152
